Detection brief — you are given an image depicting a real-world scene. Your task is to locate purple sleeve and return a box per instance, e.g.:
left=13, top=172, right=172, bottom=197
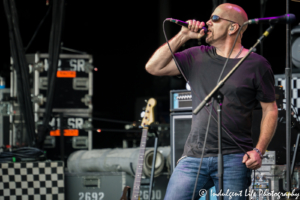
left=174, top=47, right=197, bottom=80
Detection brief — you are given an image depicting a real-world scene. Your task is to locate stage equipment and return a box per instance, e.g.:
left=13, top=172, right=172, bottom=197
left=246, top=14, right=296, bottom=24
left=0, top=88, right=10, bottom=151
left=275, top=74, right=300, bottom=119
left=171, top=86, right=284, bottom=113
left=7, top=72, right=29, bottom=148
left=39, top=114, right=92, bottom=163
left=4, top=0, right=36, bottom=147
left=166, top=18, right=208, bottom=34
left=249, top=165, right=300, bottom=200
left=284, top=2, right=295, bottom=193
left=10, top=53, right=94, bottom=159
left=131, top=98, right=156, bottom=200
left=170, top=90, right=192, bottom=112
left=67, top=147, right=169, bottom=178
left=170, top=112, right=192, bottom=172
left=0, top=161, right=64, bottom=199
left=25, top=53, right=93, bottom=116
left=262, top=151, right=276, bottom=165
left=65, top=172, right=169, bottom=200
left=252, top=109, right=300, bottom=164
left=292, top=25, right=300, bottom=68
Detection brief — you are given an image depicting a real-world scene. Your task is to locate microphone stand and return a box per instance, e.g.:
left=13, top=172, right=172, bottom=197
left=148, top=130, right=158, bottom=200
left=285, top=0, right=292, bottom=197
left=193, top=25, right=274, bottom=199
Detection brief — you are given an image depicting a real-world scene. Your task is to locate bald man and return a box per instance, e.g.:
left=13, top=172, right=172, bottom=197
left=146, top=3, right=278, bottom=200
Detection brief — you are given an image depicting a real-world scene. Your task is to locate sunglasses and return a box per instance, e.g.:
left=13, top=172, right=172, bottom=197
left=210, top=15, right=241, bottom=27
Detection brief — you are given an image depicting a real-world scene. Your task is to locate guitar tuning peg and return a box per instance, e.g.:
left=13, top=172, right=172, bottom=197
left=145, top=99, right=148, bottom=103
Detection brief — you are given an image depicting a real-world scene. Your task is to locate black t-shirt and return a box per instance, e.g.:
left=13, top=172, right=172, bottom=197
left=174, top=45, right=275, bottom=158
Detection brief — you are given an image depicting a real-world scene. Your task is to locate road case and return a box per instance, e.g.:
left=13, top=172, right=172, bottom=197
left=65, top=172, right=169, bottom=200
left=25, top=53, right=93, bottom=116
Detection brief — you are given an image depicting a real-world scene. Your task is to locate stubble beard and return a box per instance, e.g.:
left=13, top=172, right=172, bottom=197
left=206, top=30, right=228, bottom=46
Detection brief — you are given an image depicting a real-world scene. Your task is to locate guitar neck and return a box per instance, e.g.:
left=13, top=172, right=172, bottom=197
left=131, top=128, right=148, bottom=200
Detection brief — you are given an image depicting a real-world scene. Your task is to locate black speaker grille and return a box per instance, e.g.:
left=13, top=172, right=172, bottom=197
left=171, top=113, right=192, bottom=171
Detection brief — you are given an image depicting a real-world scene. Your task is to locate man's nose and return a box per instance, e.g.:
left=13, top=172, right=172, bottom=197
left=206, top=20, right=212, bottom=26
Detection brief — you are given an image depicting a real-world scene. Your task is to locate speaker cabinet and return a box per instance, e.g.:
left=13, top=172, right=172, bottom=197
left=170, top=112, right=192, bottom=172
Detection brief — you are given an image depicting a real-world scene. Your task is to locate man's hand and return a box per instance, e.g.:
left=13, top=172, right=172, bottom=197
left=180, top=20, right=206, bottom=39
left=242, top=150, right=262, bottom=170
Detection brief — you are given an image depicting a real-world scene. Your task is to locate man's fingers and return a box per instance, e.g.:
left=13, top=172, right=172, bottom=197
left=246, top=160, right=255, bottom=168
left=187, top=20, right=192, bottom=29
left=186, top=20, right=206, bottom=33
left=194, top=21, right=201, bottom=32
left=191, top=19, right=197, bottom=31
left=200, top=21, right=205, bottom=28
left=242, top=154, right=248, bottom=163
left=246, top=159, right=261, bottom=170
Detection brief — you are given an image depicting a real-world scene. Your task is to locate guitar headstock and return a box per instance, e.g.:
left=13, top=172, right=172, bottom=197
left=140, top=98, right=156, bottom=129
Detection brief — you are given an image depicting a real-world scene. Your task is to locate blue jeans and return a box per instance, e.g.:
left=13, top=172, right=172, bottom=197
left=164, top=153, right=252, bottom=200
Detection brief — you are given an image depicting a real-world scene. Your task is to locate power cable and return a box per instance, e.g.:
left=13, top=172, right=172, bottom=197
left=0, top=147, right=45, bottom=163
left=25, top=5, right=52, bottom=52
left=38, top=0, right=65, bottom=149
left=3, top=0, right=36, bottom=146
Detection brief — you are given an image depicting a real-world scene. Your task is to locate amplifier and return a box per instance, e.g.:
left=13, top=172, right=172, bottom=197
left=25, top=53, right=93, bottom=115
left=170, top=86, right=284, bottom=112
left=170, top=112, right=192, bottom=172
left=170, top=90, right=192, bottom=112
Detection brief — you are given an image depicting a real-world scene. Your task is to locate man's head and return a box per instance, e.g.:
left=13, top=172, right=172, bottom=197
left=206, top=3, right=248, bottom=45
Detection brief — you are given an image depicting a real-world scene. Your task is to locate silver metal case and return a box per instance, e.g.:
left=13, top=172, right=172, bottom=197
left=64, top=172, right=169, bottom=200
left=26, top=53, right=93, bottom=117
left=38, top=114, right=93, bottom=161
left=249, top=165, right=300, bottom=200
left=0, top=88, right=11, bottom=151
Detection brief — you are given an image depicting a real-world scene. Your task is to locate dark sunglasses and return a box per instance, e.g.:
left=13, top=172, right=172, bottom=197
left=210, top=15, right=241, bottom=27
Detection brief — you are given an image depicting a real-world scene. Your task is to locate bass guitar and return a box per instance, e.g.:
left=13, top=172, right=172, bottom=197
left=120, top=98, right=156, bottom=200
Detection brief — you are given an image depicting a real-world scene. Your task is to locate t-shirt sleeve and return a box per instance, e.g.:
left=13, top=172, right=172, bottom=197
left=255, top=62, right=276, bottom=102
left=174, top=47, right=197, bottom=80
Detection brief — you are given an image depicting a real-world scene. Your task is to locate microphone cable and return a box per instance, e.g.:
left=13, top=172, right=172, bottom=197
left=162, top=19, right=250, bottom=200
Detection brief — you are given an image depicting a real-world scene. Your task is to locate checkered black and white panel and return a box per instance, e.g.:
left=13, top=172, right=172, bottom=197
left=275, top=73, right=300, bottom=119
left=0, top=161, right=64, bottom=200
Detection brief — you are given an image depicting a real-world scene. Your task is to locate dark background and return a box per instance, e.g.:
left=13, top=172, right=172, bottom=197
left=1, top=0, right=300, bottom=149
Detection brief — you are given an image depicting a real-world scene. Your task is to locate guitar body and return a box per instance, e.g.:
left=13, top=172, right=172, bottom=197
left=120, top=186, right=131, bottom=200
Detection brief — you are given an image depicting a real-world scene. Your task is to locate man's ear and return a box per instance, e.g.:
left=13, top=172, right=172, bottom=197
left=229, top=23, right=239, bottom=35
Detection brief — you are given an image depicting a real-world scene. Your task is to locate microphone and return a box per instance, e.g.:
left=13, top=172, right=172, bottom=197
left=246, top=14, right=296, bottom=25
left=166, top=18, right=208, bottom=34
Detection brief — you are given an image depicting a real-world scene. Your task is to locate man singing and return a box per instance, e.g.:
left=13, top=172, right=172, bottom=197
left=145, top=3, right=278, bottom=200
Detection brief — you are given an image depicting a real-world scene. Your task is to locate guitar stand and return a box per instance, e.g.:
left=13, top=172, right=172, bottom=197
left=291, top=133, right=300, bottom=178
